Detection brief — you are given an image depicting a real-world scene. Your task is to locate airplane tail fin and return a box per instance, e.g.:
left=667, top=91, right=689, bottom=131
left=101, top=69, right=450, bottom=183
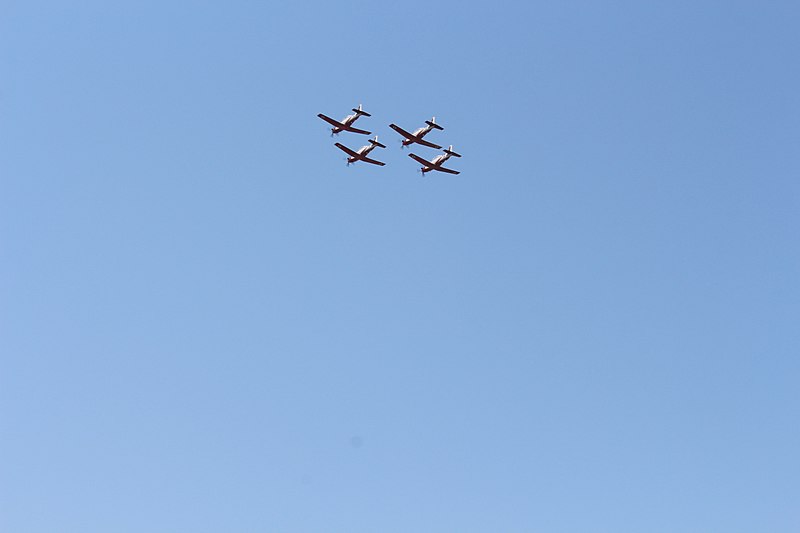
left=444, top=145, right=462, bottom=157
left=425, top=116, right=444, bottom=130
left=369, top=136, right=386, bottom=148
left=353, top=104, right=372, bottom=117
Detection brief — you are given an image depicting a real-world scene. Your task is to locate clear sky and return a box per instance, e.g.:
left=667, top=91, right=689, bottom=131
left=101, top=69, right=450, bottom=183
left=2, top=1, right=799, bottom=532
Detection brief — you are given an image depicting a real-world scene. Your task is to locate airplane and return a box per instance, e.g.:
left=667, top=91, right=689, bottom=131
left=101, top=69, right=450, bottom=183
left=408, top=145, right=462, bottom=175
left=389, top=117, right=444, bottom=149
left=334, top=136, right=387, bottom=166
left=318, top=104, right=372, bottom=135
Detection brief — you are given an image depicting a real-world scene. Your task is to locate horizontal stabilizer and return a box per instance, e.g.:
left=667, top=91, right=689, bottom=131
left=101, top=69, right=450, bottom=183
left=425, top=120, right=444, bottom=130
left=353, top=108, right=371, bottom=117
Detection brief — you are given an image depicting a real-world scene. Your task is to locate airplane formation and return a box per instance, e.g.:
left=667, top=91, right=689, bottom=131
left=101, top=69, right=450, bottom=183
left=317, top=104, right=462, bottom=175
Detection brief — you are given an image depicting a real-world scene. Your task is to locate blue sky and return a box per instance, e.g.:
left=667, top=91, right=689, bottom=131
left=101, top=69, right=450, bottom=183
left=2, top=1, right=799, bottom=531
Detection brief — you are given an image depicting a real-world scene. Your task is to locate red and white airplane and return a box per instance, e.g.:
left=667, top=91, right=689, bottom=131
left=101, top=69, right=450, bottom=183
left=334, top=136, right=387, bottom=166
left=389, top=117, right=444, bottom=149
left=318, top=104, right=372, bottom=135
left=408, top=145, right=461, bottom=175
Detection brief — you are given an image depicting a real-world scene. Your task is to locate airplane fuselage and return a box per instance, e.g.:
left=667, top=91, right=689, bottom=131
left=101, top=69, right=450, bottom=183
left=332, top=112, right=361, bottom=133
left=348, top=143, right=376, bottom=163
left=402, top=124, right=434, bottom=146
left=319, top=105, right=371, bottom=135
left=421, top=151, right=451, bottom=173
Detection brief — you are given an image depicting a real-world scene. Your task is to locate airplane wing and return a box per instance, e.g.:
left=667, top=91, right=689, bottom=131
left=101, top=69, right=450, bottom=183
left=334, top=143, right=360, bottom=158
left=335, top=144, right=385, bottom=166
left=318, top=113, right=345, bottom=129
left=433, top=166, right=460, bottom=175
left=390, top=124, right=442, bottom=148
left=341, top=124, right=371, bottom=135
left=414, top=138, right=442, bottom=150
left=408, top=153, right=433, bottom=167
left=389, top=123, right=416, bottom=140
left=360, top=156, right=385, bottom=166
